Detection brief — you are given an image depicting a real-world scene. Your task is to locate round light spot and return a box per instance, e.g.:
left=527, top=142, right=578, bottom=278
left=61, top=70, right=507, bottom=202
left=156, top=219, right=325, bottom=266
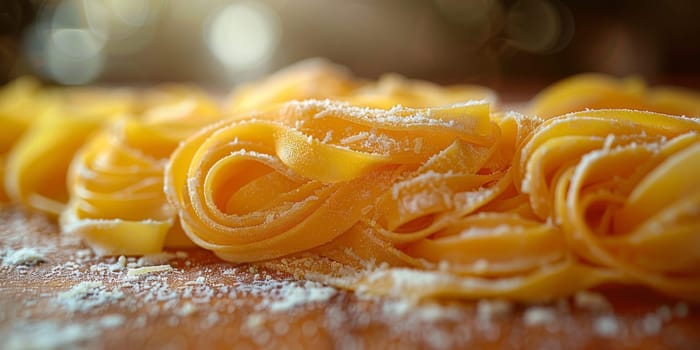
left=205, top=1, right=281, bottom=70
left=51, top=28, right=103, bottom=59
left=46, top=28, right=104, bottom=85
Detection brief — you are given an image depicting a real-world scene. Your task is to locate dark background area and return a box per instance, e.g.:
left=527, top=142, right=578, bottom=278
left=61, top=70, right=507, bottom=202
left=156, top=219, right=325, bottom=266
left=0, top=0, right=699, bottom=88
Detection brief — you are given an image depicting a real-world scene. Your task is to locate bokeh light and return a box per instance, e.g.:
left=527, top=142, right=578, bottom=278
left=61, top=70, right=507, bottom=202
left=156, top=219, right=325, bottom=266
left=108, top=0, right=151, bottom=28
left=505, top=0, right=573, bottom=53
left=46, top=28, right=104, bottom=85
left=82, top=0, right=160, bottom=56
left=5, top=0, right=699, bottom=86
left=24, top=0, right=106, bottom=85
left=205, top=1, right=281, bottom=71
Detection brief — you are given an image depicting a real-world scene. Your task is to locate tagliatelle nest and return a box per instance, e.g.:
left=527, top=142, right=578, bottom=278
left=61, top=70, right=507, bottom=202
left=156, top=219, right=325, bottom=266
left=2, top=60, right=700, bottom=302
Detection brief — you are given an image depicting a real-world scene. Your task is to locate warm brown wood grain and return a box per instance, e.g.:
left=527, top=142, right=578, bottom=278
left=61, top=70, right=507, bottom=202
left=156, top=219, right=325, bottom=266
left=1, top=205, right=698, bottom=350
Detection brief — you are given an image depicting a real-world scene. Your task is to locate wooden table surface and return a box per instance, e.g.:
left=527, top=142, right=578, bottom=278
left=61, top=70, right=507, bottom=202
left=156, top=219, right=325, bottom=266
left=1, top=205, right=699, bottom=350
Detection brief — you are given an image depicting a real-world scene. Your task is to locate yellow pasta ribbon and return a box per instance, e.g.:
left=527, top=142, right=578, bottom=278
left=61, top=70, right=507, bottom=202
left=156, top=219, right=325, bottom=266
left=225, top=59, right=359, bottom=113
left=5, top=88, right=133, bottom=215
left=60, top=87, right=222, bottom=255
left=529, top=73, right=700, bottom=118
left=518, top=109, right=700, bottom=300
left=225, top=58, right=496, bottom=113
left=0, top=77, right=53, bottom=202
left=165, top=100, right=494, bottom=262
left=347, top=73, right=497, bottom=109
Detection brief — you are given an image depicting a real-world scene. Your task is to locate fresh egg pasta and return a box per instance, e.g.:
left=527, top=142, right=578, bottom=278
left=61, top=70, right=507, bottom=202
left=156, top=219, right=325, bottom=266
left=2, top=63, right=698, bottom=301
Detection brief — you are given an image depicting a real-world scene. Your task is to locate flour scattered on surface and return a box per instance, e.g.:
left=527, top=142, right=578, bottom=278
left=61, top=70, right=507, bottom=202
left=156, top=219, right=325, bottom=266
left=99, top=314, right=126, bottom=329
left=2, top=247, right=46, bottom=266
left=245, top=313, right=266, bottom=330
left=1, top=315, right=127, bottom=350
left=382, top=300, right=464, bottom=323
left=268, top=281, right=336, bottom=312
left=477, top=300, right=513, bottom=320
left=523, top=306, right=557, bottom=327
left=641, top=313, right=663, bottom=335
left=1, top=204, right=696, bottom=349
left=176, top=302, right=197, bottom=317
left=593, top=315, right=619, bottom=337
left=1, top=321, right=99, bottom=350
left=55, top=281, right=125, bottom=312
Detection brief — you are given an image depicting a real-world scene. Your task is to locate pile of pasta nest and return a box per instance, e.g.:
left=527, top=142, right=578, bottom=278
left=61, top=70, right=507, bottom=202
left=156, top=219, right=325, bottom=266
left=2, top=60, right=700, bottom=302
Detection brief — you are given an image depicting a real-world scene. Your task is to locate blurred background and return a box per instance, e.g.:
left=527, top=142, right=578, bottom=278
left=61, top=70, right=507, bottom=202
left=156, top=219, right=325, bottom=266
left=0, top=0, right=699, bottom=90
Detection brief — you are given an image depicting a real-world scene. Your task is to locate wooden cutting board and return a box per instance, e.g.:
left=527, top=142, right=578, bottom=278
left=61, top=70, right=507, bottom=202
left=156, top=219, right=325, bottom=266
left=1, top=205, right=698, bottom=350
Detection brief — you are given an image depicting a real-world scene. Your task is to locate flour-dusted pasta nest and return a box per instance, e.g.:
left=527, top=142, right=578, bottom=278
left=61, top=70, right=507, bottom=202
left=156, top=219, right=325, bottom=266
left=2, top=60, right=699, bottom=301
